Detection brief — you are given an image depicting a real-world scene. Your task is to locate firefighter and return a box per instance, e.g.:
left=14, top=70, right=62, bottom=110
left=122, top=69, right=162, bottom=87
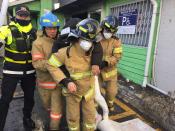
left=31, top=12, right=62, bottom=131
left=99, top=15, right=122, bottom=111
left=52, top=18, right=103, bottom=76
left=51, top=18, right=82, bottom=78
left=0, top=5, right=36, bottom=130
left=47, top=18, right=99, bottom=131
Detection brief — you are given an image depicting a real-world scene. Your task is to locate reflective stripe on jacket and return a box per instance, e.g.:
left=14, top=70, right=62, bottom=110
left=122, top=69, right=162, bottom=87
left=70, top=71, right=92, bottom=80
left=37, top=81, right=57, bottom=89
left=48, top=54, right=63, bottom=67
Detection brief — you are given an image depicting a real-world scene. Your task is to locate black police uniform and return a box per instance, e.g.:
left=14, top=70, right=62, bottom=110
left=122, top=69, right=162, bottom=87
left=0, top=6, right=37, bottom=130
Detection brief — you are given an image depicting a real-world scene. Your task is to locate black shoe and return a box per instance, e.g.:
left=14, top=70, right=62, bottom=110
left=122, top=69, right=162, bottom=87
left=109, top=106, right=115, bottom=112
left=23, top=117, right=35, bottom=129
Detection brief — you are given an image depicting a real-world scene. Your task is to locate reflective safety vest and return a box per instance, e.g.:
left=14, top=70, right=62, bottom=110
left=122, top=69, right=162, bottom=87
left=0, top=21, right=37, bottom=75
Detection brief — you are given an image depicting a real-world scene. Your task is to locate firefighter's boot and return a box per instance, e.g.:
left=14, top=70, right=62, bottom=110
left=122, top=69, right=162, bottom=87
left=107, top=100, right=115, bottom=112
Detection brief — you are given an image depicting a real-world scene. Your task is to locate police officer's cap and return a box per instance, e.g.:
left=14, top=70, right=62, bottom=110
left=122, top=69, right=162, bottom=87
left=15, top=5, right=30, bottom=17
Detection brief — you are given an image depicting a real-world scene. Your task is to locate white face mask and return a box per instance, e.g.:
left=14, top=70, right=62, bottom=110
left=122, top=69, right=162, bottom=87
left=79, top=40, right=92, bottom=51
left=103, top=30, right=113, bottom=39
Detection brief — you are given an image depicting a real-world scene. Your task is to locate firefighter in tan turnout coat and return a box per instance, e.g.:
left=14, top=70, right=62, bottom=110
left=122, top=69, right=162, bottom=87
left=47, top=18, right=99, bottom=131
left=32, top=12, right=62, bottom=130
left=99, top=15, right=122, bottom=111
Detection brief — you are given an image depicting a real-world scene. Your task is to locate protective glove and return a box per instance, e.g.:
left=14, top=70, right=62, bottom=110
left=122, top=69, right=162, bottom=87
left=100, top=61, right=108, bottom=69
left=60, top=78, right=73, bottom=88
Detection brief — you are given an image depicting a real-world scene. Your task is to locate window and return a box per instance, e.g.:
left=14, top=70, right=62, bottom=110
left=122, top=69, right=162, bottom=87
left=111, top=0, right=153, bottom=47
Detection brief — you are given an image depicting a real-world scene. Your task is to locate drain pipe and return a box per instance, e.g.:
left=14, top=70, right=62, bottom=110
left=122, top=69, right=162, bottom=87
left=142, top=0, right=158, bottom=87
left=0, top=0, right=9, bottom=26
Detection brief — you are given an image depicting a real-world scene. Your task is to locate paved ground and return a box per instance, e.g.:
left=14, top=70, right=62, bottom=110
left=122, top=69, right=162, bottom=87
left=2, top=91, right=43, bottom=131
left=4, top=98, right=24, bottom=131
left=118, top=77, right=175, bottom=131
left=1, top=87, right=68, bottom=131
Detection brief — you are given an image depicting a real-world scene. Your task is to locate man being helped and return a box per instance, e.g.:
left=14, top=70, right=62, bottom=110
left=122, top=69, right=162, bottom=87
left=0, top=5, right=36, bottom=130
left=99, top=16, right=122, bottom=112
left=32, top=12, right=63, bottom=131
left=47, top=18, right=99, bottom=131
left=52, top=18, right=103, bottom=76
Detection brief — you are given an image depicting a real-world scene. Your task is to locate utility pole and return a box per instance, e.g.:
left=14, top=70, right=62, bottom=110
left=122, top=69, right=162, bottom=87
left=0, top=0, right=9, bottom=26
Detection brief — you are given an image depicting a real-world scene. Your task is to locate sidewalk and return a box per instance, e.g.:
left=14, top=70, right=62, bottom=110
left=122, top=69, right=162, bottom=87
left=3, top=92, right=44, bottom=131
left=118, top=77, right=175, bottom=131
left=2, top=89, right=68, bottom=131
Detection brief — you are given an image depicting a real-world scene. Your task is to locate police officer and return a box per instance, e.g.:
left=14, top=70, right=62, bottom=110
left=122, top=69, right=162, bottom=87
left=99, top=15, right=122, bottom=111
left=32, top=12, right=62, bottom=131
left=47, top=18, right=99, bottom=131
left=0, top=5, right=36, bottom=130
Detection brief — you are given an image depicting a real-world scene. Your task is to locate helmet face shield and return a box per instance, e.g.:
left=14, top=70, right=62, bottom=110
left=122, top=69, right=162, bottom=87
left=104, top=22, right=117, bottom=33
left=76, top=18, right=99, bottom=41
left=101, top=15, right=119, bottom=33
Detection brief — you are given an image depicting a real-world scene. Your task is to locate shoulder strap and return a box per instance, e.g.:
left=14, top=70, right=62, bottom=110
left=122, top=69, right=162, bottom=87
left=28, top=27, right=37, bottom=41
left=8, top=25, right=21, bottom=38
left=66, top=44, right=73, bottom=58
left=112, top=36, right=119, bottom=40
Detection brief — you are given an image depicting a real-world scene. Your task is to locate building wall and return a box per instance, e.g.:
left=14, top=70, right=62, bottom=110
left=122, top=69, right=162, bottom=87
left=103, top=0, right=131, bottom=18
left=40, top=0, right=53, bottom=16
left=118, top=45, right=147, bottom=84
left=25, top=0, right=40, bottom=28
left=54, top=12, right=65, bottom=30
left=24, top=0, right=40, bottom=12
left=103, top=0, right=161, bottom=85
left=153, top=0, right=175, bottom=95
left=54, top=1, right=102, bottom=29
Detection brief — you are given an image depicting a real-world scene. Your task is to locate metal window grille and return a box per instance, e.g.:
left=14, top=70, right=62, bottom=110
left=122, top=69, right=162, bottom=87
left=111, top=0, right=153, bottom=47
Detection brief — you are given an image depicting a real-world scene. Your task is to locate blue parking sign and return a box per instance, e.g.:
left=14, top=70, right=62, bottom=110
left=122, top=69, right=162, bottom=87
left=117, top=9, right=138, bottom=34
left=119, top=9, right=138, bottom=26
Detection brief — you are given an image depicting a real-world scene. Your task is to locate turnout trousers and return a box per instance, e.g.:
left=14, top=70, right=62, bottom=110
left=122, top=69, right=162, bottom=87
left=100, top=75, right=118, bottom=109
left=38, top=87, right=63, bottom=130
left=66, top=95, right=96, bottom=131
